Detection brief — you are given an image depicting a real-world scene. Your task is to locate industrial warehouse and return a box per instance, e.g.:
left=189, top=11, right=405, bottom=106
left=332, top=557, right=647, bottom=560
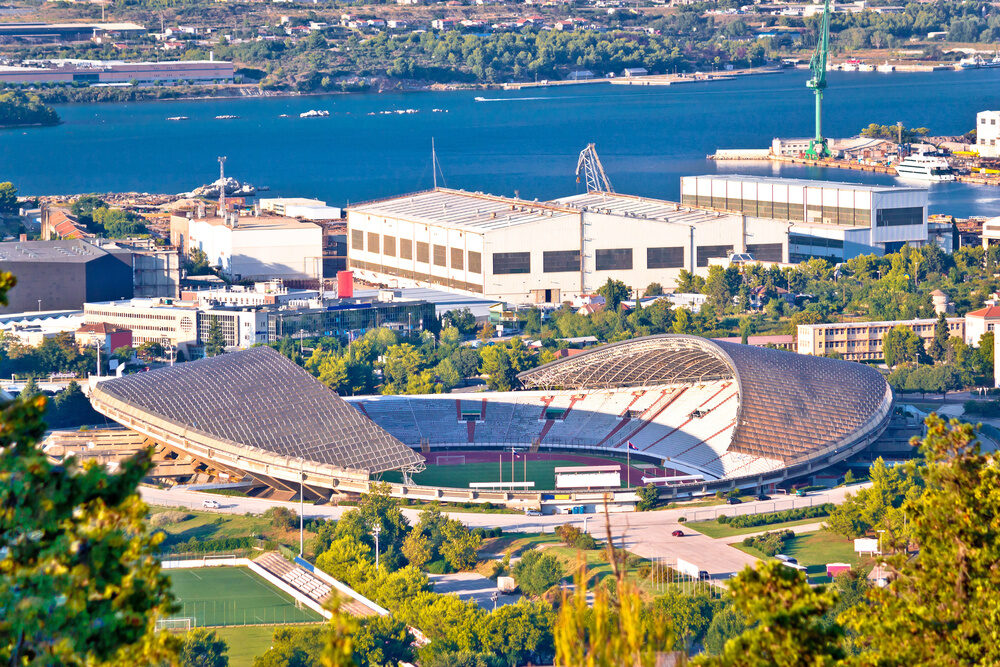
left=346, top=174, right=937, bottom=302
left=0, top=59, right=234, bottom=85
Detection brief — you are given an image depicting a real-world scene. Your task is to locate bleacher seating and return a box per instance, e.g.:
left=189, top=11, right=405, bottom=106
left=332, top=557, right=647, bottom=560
left=253, top=552, right=379, bottom=618
left=345, top=381, right=763, bottom=481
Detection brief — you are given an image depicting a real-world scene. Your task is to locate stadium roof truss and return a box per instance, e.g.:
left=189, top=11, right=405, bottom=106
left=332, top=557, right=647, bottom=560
left=90, top=347, right=425, bottom=495
left=519, top=334, right=893, bottom=465
left=517, top=336, right=734, bottom=389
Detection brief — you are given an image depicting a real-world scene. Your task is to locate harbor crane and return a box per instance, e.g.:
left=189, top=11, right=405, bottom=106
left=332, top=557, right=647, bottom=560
left=805, top=0, right=832, bottom=159
left=575, top=143, right=614, bottom=193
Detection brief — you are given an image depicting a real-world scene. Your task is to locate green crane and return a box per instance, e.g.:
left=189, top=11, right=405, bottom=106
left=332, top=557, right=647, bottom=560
left=805, top=0, right=832, bottom=159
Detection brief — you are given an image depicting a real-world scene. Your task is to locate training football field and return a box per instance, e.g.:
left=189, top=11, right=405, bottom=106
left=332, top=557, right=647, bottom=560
left=168, top=567, right=323, bottom=627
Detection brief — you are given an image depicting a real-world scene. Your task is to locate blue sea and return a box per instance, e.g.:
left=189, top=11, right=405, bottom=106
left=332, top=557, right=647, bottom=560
left=3, top=68, right=1000, bottom=216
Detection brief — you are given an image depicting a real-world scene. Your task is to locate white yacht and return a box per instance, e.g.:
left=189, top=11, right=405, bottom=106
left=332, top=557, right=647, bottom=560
left=894, top=155, right=955, bottom=182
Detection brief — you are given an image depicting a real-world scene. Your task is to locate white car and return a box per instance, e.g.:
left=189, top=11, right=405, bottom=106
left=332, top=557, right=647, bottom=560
left=202, top=499, right=221, bottom=509
left=524, top=509, right=542, bottom=517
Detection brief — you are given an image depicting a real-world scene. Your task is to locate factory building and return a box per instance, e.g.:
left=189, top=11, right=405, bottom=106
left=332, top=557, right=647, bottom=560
left=976, top=111, right=1000, bottom=158
left=0, top=22, right=145, bottom=44
left=170, top=210, right=323, bottom=282
left=680, top=175, right=929, bottom=260
left=347, top=188, right=794, bottom=303
left=259, top=198, right=343, bottom=220
left=0, top=59, right=232, bottom=85
left=0, top=240, right=134, bottom=314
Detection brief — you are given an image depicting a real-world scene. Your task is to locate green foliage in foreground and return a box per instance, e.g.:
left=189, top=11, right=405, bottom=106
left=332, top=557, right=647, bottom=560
left=741, top=529, right=795, bottom=557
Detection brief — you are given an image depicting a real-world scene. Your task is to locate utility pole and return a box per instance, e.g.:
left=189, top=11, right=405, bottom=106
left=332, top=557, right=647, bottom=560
left=217, top=156, right=227, bottom=213
left=299, top=458, right=305, bottom=557
left=805, top=0, right=832, bottom=159
left=372, top=524, right=381, bottom=571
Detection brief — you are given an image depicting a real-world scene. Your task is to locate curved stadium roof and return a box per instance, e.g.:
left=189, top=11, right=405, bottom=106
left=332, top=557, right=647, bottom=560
left=518, top=334, right=893, bottom=464
left=90, top=347, right=424, bottom=475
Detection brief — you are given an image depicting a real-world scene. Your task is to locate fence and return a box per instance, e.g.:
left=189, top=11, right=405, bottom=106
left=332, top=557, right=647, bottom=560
left=647, top=556, right=726, bottom=597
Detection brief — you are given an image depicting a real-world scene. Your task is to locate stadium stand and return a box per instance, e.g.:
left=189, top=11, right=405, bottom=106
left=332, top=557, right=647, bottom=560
left=253, top=552, right=383, bottom=618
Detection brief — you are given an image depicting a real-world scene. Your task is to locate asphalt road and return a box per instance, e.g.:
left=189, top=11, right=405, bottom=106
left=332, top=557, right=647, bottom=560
left=142, top=483, right=867, bottom=580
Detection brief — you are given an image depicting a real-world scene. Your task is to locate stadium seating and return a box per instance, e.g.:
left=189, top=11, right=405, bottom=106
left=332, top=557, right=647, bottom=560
left=346, top=382, right=752, bottom=480
left=253, top=552, right=381, bottom=618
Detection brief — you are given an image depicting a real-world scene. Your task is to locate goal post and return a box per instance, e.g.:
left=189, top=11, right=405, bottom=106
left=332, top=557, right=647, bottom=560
left=155, top=617, right=194, bottom=633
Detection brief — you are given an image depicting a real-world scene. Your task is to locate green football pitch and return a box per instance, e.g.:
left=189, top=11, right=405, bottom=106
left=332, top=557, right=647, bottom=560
left=383, top=458, right=615, bottom=490
left=168, top=567, right=323, bottom=627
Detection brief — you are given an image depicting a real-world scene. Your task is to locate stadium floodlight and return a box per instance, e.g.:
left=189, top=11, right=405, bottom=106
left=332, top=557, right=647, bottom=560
left=372, top=523, right=382, bottom=571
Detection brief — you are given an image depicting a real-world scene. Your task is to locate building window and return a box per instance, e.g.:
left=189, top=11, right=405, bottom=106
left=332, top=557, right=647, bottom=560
left=451, top=247, right=464, bottom=270
left=383, top=235, right=396, bottom=257
left=543, top=250, right=581, bottom=273
left=696, top=245, right=733, bottom=267
left=492, top=252, right=530, bottom=275
left=468, top=251, right=482, bottom=274
left=367, top=232, right=380, bottom=253
left=596, top=248, right=632, bottom=271
left=875, top=206, right=923, bottom=227
left=647, top=246, right=684, bottom=269
left=433, top=244, right=447, bottom=267
left=351, top=229, right=363, bottom=251
left=416, top=242, right=430, bottom=263
left=746, top=243, right=784, bottom=262
left=400, top=239, right=413, bottom=260
left=788, top=234, right=844, bottom=249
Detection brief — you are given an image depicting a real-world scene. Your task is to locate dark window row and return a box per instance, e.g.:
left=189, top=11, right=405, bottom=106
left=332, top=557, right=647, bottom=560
left=354, top=232, right=482, bottom=272
left=647, top=246, right=684, bottom=269
left=746, top=243, right=784, bottom=262
left=697, top=245, right=733, bottom=267
left=543, top=250, right=581, bottom=273
left=493, top=251, right=530, bottom=275
left=596, top=248, right=632, bottom=271
left=788, top=234, right=844, bottom=249
left=681, top=193, right=871, bottom=227
left=875, top=206, right=923, bottom=227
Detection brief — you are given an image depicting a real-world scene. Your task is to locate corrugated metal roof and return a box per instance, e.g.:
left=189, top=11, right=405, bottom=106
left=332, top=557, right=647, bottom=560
left=555, top=191, right=737, bottom=226
left=348, top=188, right=579, bottom=232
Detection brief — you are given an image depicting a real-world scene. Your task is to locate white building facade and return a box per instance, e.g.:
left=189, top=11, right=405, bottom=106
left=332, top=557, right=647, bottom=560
left=977, top=110, right=1000, bottom=158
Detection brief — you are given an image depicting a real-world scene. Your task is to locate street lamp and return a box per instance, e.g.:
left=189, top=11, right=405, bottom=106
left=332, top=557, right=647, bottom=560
left=372, top=523, right=382, bottom=571
left=877, top=529, right=886, bottom=555
left=299, top=458, right=305, bottom=557
left=490, top=591, right=499, bottom=611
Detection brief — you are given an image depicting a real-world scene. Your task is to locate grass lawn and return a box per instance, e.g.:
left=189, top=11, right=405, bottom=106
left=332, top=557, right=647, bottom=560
left=168, top=567, right=323, bottom=626
left=687, top=516, right=829, bottom=539
left=734, top=530, right=865, bottom=581
left=383, top=458, right=603, bottom=490
left=148, top=506, right=317, bottom=556
left=211, top=625, right=288, bottom=667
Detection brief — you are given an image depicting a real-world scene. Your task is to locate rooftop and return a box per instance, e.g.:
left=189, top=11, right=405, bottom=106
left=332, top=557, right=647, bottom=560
left=554, top=191, right=737, bottom=226
left=966, top=306, right=1000, bottom=319
left=0, top=239, right=105, bottom=263
left=683, top=174, right=927, bottom=194
left=92, top=346, right=424, bottom=474
left=348, top=188, right=579, bottom=232
left=186, top=214, right=320, bottom=232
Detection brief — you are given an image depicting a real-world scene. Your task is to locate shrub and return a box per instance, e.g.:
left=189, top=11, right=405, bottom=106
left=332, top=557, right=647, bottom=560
left=741, top=529, right=795, bottom=557
left=724, top=503, right=834, bottom=529
left=636, top=563, right=652, bottom=579
left=149, top=510, right=190, bottom=527
left=556, top=523, right=582, bottom=545
left=573, top=533, right=597, bottom=550
left=678, top=517, right=687, bottom=523
left=426, top=559, right=449, bottom=574
left=717, top=514, right=730, bottom=524
left=512, top=549, right=563, bottom=596
left=263, top=506, right=296, bottom=529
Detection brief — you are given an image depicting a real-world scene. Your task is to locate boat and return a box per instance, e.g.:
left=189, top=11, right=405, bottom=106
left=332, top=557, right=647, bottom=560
left=957, top=57, right=985, bottom=70
left=299, top=109, right=330, bottom=118
left=214, top=115, right=240, bottom=120
left=166, top=116, right=189, bottom=121
left=474, top=96, right=487, bottom=101
left=876, top=62, right=895, bottom=73
left=894, top=155, right=956, bottom=182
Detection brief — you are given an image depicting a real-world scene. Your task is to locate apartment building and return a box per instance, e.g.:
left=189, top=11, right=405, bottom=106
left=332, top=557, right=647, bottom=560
left=797, top=317, right=965, bottom=361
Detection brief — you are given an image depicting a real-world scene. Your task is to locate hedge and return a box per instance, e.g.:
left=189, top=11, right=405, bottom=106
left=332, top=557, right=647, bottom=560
left=717, top=503, right=834, bottom=528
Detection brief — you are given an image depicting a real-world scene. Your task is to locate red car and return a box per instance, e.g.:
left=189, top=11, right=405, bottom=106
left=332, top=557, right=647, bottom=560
left=671, top=530, right=684, bottom=537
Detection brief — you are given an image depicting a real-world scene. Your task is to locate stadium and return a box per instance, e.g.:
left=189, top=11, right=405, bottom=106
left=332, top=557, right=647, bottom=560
left=87, top=334, right=893, bottom=510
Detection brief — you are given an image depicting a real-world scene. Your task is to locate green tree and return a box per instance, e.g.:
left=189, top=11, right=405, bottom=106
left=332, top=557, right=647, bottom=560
left=439, top=520, right=482, bottom=571
left=180, top=629, right=229, bottom=667
left=882, top=325, right=925, bottom=367
left=929, top=312, right=949, bottom=361
left=636, top=483, right=659, bottom=511
left=351, top=615, right=415, bottom=667
left=845, top=416, right=1000, bottom=665
left=381, top=343, right=425, bottom=394
left=695, top=561, right=844, bottom=667
left=645, top=282, right=664, bottom=296
left=204, top=316, right=227, bottom=357
left=0, top=265, right=177, bottom=666
left=0, top=181, right=17, bottom=215
left=825, top=457, right=922, bottom=540
left=512, top=549, right=563, bottom=596
left=480, top=345, right=516, bottom=391
left=597, top=278, right=631, bottom=311
left=401, top=531, right=433, bottom=570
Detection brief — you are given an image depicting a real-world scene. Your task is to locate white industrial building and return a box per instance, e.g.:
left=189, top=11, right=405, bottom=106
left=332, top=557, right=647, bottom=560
left=680, top=175, right=929, bottom=261
left=259, top=198, right=343, bottom=221
left=347, top=188, right=791, bottom=303
left=976, top=110, right=1000, bottom=158
left=170, top=210, right=323, bottom=282
left=347, top=178, right=932, bottom=304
